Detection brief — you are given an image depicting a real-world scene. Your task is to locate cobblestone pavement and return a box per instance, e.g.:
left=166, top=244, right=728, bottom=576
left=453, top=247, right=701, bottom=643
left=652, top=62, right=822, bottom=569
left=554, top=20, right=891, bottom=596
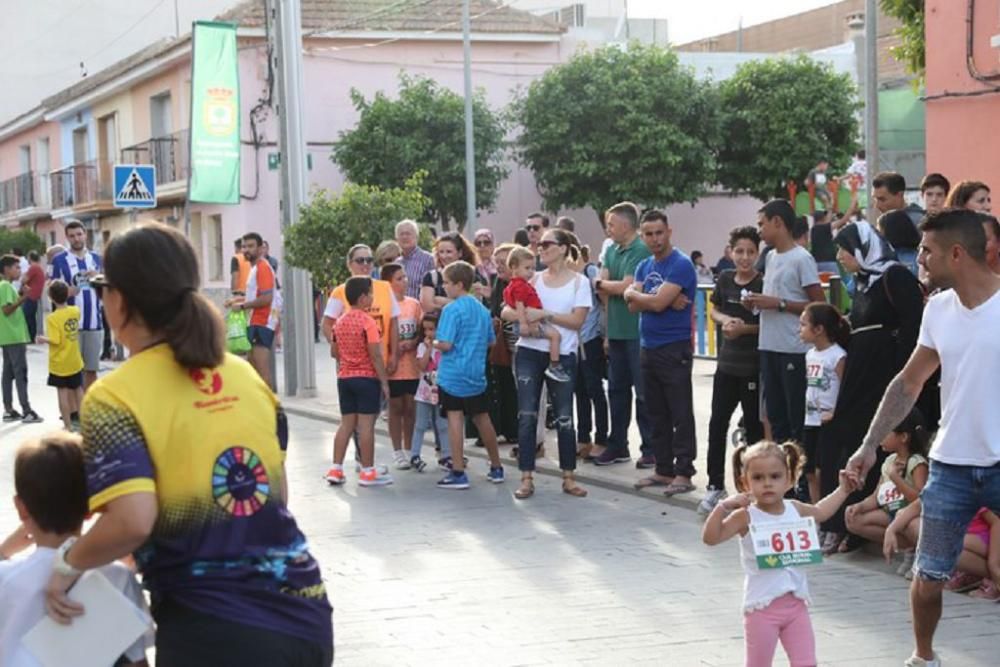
left=1, top=346, right=998, bottom=666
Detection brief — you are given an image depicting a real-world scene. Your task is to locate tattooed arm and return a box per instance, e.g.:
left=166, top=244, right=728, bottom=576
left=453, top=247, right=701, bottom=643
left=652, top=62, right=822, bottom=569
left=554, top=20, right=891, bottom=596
left=847, top=345, right=940, bottom=478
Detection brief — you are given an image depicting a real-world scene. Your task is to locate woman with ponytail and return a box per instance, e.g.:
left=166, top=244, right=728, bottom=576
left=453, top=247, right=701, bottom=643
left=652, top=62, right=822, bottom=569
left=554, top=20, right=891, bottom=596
left=501, top=228, right=592, bottom=499
left=44, top=224, right=334, bottom=665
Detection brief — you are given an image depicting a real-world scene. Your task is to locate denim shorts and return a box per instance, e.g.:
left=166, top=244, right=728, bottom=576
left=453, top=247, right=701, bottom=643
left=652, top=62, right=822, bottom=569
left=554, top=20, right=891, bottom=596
left=248, top=325, right=275, bottom=350
left=914, top=460, right=1000, bottom=582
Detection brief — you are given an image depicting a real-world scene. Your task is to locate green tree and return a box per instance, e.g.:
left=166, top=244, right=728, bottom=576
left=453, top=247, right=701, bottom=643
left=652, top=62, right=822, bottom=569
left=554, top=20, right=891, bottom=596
left=716, top=56, right=860, bottom=202
left=332, top=75, right=508, bottom=232
left=285, top=173, right=429, bottom=291
left=881, top=0, right=924, bottom=80
left=513, top=43, right=720, bottom=223
left=0, top=229, right=45, bottom=256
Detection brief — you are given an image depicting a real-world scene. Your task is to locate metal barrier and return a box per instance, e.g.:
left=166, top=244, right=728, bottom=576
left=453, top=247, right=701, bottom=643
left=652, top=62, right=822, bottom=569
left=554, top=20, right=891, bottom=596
left=693, top=277, right=845, bottom=359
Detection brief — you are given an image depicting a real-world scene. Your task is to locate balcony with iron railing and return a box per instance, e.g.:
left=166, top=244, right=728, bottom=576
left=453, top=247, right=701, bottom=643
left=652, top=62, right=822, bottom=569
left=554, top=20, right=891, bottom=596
left=0, top=171, right=52, bottom=221
left=121, top=128, right=189, bottom=191
left=50, top=159, right=115, bottom=211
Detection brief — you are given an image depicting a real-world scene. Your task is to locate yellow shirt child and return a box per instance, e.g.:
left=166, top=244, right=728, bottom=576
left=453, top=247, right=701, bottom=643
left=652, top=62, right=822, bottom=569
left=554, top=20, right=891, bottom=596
left=45, top=305, right=84, bottom=377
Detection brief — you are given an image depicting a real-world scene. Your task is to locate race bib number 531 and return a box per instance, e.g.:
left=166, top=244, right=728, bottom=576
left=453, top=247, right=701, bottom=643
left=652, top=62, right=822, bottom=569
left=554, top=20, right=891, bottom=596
left=750, top=517, right=823, bottom=569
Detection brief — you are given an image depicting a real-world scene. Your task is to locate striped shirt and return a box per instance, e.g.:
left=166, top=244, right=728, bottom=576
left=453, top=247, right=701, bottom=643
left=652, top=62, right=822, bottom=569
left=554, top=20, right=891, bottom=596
left=400, top=246, right=435, bottom=299
left=49, top=250, right=103, bottom=331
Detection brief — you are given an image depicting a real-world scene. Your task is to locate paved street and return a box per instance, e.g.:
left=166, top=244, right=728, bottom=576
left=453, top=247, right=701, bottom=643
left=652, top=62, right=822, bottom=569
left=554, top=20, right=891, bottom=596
left=1, top=346, right=999, bottom=665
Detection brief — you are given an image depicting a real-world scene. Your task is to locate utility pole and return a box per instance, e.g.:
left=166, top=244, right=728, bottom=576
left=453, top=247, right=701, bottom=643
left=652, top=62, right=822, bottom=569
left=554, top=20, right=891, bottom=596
left=864, top=0, right=879, bottom=222
left=269, top=0, right=317, bottom=397
left=462, top=0, right=477, bottom=232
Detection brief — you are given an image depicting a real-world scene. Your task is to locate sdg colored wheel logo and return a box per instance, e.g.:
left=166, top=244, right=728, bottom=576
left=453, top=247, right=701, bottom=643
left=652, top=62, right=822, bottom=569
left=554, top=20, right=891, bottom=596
left=212, top=447, right=270, bottom=516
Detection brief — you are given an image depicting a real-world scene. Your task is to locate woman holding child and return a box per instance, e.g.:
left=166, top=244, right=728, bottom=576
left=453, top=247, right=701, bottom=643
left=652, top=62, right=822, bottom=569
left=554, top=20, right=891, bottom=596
left=502, top=228, right=591, bottom=499
left=43, top=224, right=333, bottom=665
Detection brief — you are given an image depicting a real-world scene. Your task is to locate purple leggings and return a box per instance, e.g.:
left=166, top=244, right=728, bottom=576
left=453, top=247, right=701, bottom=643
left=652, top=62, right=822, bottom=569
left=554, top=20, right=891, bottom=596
left=743, top=593, right=816, bottom=667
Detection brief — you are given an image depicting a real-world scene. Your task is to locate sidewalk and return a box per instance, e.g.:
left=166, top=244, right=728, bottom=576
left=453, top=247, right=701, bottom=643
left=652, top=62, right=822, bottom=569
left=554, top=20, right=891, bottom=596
left=279, top=342, right=733, bottom=511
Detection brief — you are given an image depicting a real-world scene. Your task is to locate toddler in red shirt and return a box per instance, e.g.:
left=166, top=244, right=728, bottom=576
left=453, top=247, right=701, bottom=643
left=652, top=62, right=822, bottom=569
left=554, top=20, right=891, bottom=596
left=502, top=247, right=570, bottom=383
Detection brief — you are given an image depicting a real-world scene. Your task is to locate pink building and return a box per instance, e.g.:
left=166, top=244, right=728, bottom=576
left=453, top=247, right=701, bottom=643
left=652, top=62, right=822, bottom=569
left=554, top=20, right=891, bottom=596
left=925, top=0, right=1000, bottom=187
left=0, top=0, right=761, bottom=294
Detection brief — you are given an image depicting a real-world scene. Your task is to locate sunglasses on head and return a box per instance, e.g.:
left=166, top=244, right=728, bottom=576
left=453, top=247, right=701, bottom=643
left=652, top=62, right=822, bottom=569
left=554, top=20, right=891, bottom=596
left=352, top=256, right=375, bottom=265
left=90, top=274, right=112, bottom=299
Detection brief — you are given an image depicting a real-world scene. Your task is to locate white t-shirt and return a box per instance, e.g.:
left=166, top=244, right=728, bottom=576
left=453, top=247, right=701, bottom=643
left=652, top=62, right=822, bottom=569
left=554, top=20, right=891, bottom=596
left=804, top=343, right=846, bottom=427
left=918, top=287, right=1000, bottom=466
left=0, top=547, right=152, bottom=666
left=516, top=272, right=592, bottom=357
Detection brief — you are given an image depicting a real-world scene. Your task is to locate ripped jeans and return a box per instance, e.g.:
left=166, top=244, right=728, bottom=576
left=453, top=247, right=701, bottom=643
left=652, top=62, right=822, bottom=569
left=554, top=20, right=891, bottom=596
left=515, top=346, right=577, bottom=472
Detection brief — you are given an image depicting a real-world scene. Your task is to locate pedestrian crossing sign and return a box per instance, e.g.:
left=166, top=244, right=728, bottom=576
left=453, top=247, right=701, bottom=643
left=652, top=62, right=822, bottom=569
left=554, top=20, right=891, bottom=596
left=113, top=164, right=157, bottom=208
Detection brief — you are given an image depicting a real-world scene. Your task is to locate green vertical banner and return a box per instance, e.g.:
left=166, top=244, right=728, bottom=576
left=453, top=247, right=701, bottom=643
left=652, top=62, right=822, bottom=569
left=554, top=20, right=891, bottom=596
left=189, top=21, right=241, bottom=204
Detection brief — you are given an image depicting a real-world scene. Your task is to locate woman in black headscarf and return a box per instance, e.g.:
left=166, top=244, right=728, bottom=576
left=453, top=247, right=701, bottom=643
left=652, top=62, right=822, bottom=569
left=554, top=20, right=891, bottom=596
left=819, top=220, right=925, bottom=554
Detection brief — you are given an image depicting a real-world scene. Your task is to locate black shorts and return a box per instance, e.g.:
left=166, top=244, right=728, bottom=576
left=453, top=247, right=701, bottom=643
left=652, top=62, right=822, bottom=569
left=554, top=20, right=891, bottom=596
left=48, top=372, right=83, bottom=389
left=389, top=379, right=419, bottom=398
left=802, top=426, right=821, bottom=474
left=154, top=597, right=333, bottom=667
left=337, top=377, right=381, bottom=414
left=248, top=325, right=275, bottom=350
left=438, top=387, right=489, bottom=417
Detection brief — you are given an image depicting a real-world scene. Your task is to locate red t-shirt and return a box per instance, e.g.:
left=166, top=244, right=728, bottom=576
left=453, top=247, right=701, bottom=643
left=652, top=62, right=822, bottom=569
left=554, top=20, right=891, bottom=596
left=334, top=309, right=381, bottom=379
left=503, top=277, right=542, bottom=310
left=24, top=264, right=45, bottom=301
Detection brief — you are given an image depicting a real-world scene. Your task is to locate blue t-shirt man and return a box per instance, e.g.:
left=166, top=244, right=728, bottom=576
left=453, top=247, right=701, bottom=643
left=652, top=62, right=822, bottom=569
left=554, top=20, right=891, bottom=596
left=634, top=248, right=697, bottom=349
left=436, top=294, right=495, bottom=397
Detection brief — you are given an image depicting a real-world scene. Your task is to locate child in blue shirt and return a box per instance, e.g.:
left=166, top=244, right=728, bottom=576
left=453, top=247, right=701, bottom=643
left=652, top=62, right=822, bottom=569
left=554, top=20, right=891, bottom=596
left=433, top=261, right=505, bottom=489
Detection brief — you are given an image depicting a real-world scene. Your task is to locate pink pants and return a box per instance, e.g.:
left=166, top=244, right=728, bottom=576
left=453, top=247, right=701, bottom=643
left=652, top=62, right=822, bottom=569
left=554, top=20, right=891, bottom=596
left=743, top=593, right=816, bottom=667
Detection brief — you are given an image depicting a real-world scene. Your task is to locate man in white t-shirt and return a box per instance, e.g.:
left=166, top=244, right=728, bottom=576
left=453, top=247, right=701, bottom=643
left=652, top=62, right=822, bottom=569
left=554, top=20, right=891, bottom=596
left=847, top=208, right=1000, bottom=667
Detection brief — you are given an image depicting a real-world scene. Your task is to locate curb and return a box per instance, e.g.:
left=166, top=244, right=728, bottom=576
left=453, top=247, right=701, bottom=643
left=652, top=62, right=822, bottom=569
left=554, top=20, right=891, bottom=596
left=283, top=403, right=703, bottom=512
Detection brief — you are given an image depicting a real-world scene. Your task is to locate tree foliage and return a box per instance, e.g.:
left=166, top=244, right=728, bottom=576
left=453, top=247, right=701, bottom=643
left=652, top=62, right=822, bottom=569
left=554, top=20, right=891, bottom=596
left=513, top=43, right=721, bottom=222
left=0, top=229, right=45, bottom=256
left=881, top=0, right=924, bottom=80
left=715, top=56, right=860, bottom=202
left=285, top=173, right=429, bottom=291
left=332, top=75, right=508, bottom=232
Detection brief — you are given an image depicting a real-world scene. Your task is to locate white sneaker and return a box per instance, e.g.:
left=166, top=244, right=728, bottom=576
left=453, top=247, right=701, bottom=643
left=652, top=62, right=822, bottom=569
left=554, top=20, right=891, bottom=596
left=896, top=549, right=916, bottom=577
left=393, top=450, right=411, bottom=470
left=904, top=652, right=941, bottom=667
left=697, top=486, right=727, bottom=515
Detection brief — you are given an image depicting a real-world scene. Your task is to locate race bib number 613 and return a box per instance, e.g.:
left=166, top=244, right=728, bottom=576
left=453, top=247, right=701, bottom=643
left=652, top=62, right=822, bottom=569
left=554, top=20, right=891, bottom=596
left=750, top=517, right=823, bottom=569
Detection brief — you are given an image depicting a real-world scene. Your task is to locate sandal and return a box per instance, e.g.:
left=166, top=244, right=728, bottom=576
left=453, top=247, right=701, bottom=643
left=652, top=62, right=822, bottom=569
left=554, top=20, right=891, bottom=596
left=562, top=474, right=588, bottom=498
left=634, top=475, right=673, bottom=490
left=514, top=476, right=535, bottom=499
left=576, top=443, right=593, bottom=459
left=838, top=534, right=864, bottom=554
left=662, top=480, right=696, bottom=496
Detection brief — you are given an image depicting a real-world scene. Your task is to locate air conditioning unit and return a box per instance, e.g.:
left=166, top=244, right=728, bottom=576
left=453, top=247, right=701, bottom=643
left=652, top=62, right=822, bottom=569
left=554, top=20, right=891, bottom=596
left=559, top=3, right=585, bottom=28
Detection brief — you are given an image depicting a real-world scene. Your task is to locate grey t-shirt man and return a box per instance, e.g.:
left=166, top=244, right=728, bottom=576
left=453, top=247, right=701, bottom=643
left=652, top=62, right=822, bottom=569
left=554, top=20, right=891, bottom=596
left=759, top=246, right=820, bottom=354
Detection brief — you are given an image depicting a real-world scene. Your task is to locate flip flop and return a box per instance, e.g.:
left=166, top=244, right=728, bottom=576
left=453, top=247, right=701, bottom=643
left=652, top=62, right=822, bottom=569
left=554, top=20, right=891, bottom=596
left=663, top=481, right=696, bottom=496
left=633, top=476, right=673, bottom=490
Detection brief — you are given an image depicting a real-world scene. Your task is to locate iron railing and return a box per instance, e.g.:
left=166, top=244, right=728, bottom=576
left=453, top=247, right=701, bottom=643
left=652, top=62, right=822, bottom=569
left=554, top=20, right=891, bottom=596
left=50, top=160, right=114, bottom=209
left=121, top=128, right=189, bottom=185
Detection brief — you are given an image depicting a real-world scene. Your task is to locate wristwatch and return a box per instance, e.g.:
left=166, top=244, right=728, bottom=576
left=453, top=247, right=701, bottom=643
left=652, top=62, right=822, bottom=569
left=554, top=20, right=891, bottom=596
left=53, top=537, right=81, bottom=577
left=777, top=299, right=787, bottom=313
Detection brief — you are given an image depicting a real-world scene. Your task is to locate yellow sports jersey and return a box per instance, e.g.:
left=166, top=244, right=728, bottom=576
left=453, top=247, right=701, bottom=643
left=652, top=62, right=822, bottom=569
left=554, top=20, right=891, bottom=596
left=45, top=306, right=84, bottom=377
left=81, top=344, right=331, bottom=644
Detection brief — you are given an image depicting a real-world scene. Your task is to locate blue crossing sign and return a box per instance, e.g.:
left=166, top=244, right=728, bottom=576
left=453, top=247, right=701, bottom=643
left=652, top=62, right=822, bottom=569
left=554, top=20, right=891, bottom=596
left=113, top=164, right=157, bottom=208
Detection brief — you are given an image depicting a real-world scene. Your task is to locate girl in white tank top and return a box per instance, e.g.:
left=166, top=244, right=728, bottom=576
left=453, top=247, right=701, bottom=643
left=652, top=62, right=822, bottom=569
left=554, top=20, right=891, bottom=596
left=702, top=441, right=859, bottom=667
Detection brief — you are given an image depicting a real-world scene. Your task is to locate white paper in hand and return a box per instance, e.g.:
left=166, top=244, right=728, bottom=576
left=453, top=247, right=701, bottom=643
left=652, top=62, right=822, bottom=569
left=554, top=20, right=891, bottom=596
left=22, top=570, right=151, bottom=667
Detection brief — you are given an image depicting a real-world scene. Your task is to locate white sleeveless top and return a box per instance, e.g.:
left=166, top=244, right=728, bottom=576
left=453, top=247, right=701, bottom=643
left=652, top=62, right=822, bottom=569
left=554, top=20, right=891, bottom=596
left=739, top=500, right=812, bottom=613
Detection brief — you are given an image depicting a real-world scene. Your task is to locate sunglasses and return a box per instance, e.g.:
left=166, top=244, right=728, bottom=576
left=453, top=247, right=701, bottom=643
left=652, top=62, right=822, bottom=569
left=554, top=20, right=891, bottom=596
left=539, top=240, right=561, bottom=249
left=352, top=257, right=375, bottom=265
left=526, top=225, right=542, bottom=232
left=91, top=274, right=112, bottom=299
left=474, top=240, right=492, bottom=247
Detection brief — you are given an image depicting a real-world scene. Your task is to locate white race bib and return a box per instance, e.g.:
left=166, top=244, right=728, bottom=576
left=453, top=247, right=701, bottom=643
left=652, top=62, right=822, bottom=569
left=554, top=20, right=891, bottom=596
left=750, top=517, right=823, bottom=569
left=877, top=480, right=906, bottom=512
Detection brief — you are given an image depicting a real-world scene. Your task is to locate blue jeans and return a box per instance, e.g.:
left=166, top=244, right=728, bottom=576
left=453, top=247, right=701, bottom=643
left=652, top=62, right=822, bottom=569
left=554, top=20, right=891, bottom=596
left=411, top=400, right=450, bottom=460
left=759, top=351, right=806, bottom=444
left=915, top=461, right=1000, bottom=581
left=516, top=347, right=577, bottom=471
left=575, top=336, right=608, bottom=445
left=607, top=339, right=652, bottom=457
